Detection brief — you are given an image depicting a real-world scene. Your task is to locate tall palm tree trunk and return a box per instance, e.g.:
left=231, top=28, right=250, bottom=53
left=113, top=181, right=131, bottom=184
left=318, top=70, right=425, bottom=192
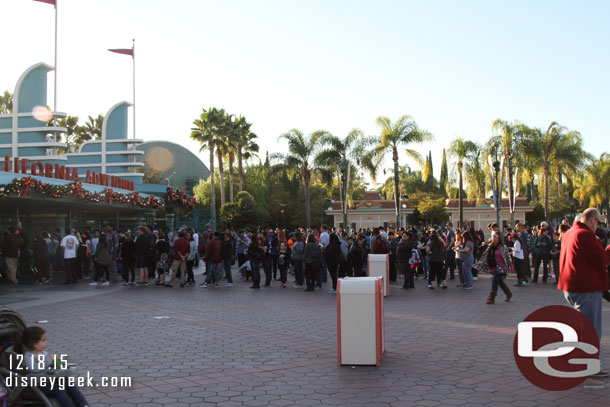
left=392, top=147, right=400, bottom=228
left=507, top=157, right=515, bottom=226
left=217, top=149, right=226, bottom=206
left=303, top=169, right=311, bottom=228
left=228, top=152, right=235, bottom=202
left=209, top=144, right=216, bottom=231
left=543, top=167, right=550, bottom=220
left=458, top=162, right=463, bottom=228
left=237, top=147, right=244, bottom=192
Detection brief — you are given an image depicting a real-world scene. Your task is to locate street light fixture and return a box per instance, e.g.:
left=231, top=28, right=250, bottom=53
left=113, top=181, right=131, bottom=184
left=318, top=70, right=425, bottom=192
left=165, top=171, right=176, bottom=186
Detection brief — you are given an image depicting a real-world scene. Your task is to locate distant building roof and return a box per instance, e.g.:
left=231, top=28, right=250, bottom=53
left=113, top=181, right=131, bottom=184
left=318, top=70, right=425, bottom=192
left=445, top=197, right=531, bottom=208
left=137, top=141, right=209, bottom=194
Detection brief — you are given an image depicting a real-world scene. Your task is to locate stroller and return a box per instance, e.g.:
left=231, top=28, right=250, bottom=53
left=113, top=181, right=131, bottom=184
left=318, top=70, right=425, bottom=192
left=0, top=308, right=58, bottom=407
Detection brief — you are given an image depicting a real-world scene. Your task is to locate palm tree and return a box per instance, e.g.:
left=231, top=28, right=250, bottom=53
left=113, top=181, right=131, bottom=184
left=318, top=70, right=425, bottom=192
left=574, top=154, right=610, bottom=214
left=464, top=150, right=486, bottom=201
left=273, top=129, right=325, bottom=228
left=233, top=116, right=259, bottom=193
left=449, top=137, right=479, bottom=228
left=522, top=122, right=588, bottom=220
left=490, top=119, right=523, bottom=224
left=216, top=133, right=228, bottom=206
left=191, top=107, right=227, bottom=231
left=56, top=115, right=80, bottom=153
left=374, top=115, right=433, bottom=227
left=315, top=129, right=366, bottom=228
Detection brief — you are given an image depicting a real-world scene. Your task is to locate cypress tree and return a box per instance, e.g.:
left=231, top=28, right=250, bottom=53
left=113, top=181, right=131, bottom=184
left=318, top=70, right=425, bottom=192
left=440, top=148, right=448, bottom=196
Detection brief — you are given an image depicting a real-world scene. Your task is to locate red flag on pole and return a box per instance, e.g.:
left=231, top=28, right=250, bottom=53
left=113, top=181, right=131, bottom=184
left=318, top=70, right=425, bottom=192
left=33, top=0, right=56, bottom=5
left=108, top=48, right=134, bottom=57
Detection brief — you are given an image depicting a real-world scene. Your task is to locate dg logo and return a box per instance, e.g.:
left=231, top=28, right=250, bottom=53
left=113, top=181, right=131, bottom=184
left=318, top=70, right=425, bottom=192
left=513, top=305, right=600, bottom=390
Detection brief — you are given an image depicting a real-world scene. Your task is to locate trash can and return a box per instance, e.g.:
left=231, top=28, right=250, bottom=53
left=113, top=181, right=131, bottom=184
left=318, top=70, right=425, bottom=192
left=367, top=254, right=390, bottom=296
left=337, top=276, right=384, bottom=366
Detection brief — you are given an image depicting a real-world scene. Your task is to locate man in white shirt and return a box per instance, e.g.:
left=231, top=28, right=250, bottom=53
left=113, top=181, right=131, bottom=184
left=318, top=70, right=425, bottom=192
left=192, top=227, right=200, bottom=267
left=60, top=228, right=80, bottom=284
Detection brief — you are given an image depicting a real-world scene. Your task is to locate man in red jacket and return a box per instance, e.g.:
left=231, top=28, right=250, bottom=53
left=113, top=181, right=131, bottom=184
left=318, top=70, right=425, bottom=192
left=558, top=208, right=610, bottom=378
left=201, top=232, right=222, bottom=288
left=166, top=230, right=190, bottom=288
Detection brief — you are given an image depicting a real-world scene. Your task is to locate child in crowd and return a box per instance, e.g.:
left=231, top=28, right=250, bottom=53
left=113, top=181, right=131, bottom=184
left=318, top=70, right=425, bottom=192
left=16, top=326, right=89, bottom=407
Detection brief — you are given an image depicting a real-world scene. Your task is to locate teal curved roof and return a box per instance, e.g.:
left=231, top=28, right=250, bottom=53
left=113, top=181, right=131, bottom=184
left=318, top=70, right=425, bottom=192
left=137, top=140, right=209, bottom=192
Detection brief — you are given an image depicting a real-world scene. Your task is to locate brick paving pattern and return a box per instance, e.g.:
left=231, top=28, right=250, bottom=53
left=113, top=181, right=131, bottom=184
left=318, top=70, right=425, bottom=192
left=3, top=268, right=609, bottom=407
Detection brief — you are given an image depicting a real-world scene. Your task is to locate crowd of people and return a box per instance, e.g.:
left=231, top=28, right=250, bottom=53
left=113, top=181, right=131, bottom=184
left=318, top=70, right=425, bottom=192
left=2, top=217, right=608, bottom=302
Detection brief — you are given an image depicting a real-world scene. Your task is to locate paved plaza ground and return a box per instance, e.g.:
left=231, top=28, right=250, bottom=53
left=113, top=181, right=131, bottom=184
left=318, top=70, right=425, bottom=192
left=2, top=267, right=609, bottom=407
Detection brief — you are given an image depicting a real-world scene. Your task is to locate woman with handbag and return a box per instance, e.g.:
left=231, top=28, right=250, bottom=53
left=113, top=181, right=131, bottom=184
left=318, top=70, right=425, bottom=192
left=474, top=231, right=514, bottom=304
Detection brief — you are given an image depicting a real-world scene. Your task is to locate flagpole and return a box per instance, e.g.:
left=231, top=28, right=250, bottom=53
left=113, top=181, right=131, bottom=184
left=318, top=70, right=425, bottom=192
left=132, top=38, right=135, bottom=140
left=53, top=0, right=58, bottom=120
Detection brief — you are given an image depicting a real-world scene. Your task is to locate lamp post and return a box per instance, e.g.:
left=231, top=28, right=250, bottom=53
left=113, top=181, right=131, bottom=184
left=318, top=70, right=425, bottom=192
left=166, top=171, right=176, bottom=186
left=276, top=203, right=286, bottom=228
left=491, top=144, right=502, bottom=227
left=320, top=198, right=332, bottom=226
left=400, top=194, right=409, bottom=228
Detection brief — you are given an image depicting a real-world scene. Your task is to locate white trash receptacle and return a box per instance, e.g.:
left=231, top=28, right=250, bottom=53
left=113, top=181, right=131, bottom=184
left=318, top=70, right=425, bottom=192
left=367, top=254, right=390, bottom=296
left=337, top=277, right=384, bottom=366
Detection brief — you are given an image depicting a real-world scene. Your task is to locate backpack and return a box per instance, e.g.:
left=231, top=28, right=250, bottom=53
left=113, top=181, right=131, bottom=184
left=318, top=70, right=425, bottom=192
left=373, top=237, right=388, bottom=254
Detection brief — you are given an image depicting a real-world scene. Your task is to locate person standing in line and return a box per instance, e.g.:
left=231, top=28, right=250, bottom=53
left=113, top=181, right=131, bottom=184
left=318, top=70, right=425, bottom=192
left=235, top=229, right=251, bottom=280
left=515, top=223, right=531, bottom=282
left=120, top=231, right=136, bottom=286
left=444, top=223, right=457, bottom=280
left=550, top=231, right=561, bottom=283
left=221, top=232, right=234, bottom=286
left=475, top=232, right=513, bottom=304
left=532, top=227, right=552, bottom=283
left=2, top=226, right=21, bottom=284
left=509, top=232, right=527, bottom=286
left=134, top=227, right=150, bottom=286
left=291, top=232, right=305, bottom=288
left=192, top=227, right=200, bottom=267
left=93, top=238, right=110, bottom=285
left=201, top=232, right=222, bottom=287
left=154, top=232, right=170, bottom=286
left=277, top=241, right=291, bottom=288
left=60, top=228, right=79, bottom=285
left=167, top=230, right=190, bottom=288
left=185, top=232, right=197, bottom=286
left=324, top=234, right=342, bottom=294
left=349, top=235, right=366, bottom=278
left=397, top=231, right=414, bottom=289
left=455, top=232, right=474, bottom=289
left=388, top=231, right=399, bottom=282
left=304, top=234, right=322, bottom=292
left=319, top=225, right=330, bottom=285
left=426, top=230, right=445, bottom=289
left=558, top=208, right=610, bottom=378
left=248, top=234, right=264, bottom=289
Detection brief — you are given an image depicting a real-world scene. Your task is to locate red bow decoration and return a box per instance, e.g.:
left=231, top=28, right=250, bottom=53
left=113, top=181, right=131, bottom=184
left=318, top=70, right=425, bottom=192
left=72, top=182, right=83, bottom=200
left=133, top=191, right=140, bottom=206
left=19, top=177, right=35, bottom=198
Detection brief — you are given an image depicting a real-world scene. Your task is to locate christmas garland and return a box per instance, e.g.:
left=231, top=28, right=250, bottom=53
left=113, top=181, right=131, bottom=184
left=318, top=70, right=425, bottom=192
left=0, top=177, right=166, bottom=209
left=166, top=187, right=197, bottom=209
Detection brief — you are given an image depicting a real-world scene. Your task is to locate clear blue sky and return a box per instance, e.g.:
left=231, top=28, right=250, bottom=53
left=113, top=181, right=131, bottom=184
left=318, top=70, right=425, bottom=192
left=1, top=0, right=609, bottom=183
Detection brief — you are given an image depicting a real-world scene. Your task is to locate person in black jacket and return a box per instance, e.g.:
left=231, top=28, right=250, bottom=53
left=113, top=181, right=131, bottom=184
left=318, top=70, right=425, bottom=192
left=247, top=234, right=264, bottom=289
left=397, top=232, right=414, bottom=288
left=221, top=233, right=234, bottom=286
left=134, top=227, right=150, bottom=286
left=349, top=235, right=367, bottom=277
left=324, top=234, right=342, bottom=293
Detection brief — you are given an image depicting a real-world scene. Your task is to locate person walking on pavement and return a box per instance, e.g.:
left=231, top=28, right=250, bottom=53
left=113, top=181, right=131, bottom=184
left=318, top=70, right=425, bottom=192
left=474, top=232, right=513, bottom=304
left=558, top=208, right=610, bottom=378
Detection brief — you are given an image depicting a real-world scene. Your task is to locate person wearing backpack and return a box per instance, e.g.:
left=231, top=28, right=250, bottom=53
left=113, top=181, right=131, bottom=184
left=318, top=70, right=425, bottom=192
left=291, top=232, right=305, bottom=288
